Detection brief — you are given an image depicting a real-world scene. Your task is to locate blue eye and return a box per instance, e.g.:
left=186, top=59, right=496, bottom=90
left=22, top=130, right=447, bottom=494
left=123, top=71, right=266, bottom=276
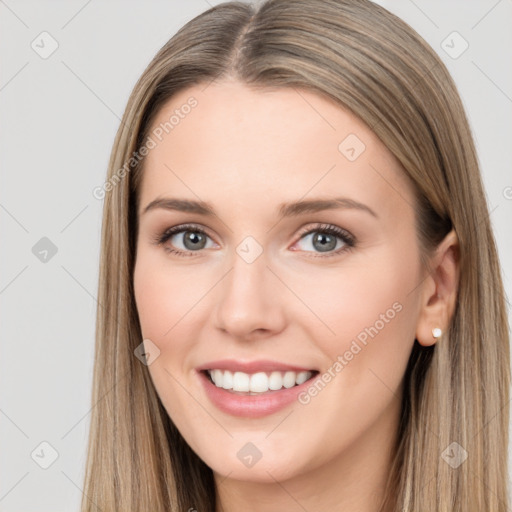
left=293, top=223, right=355, bottom=258
left=154, top=223, right=355, bottom=258
left=155, top=224, right=215, bottom=257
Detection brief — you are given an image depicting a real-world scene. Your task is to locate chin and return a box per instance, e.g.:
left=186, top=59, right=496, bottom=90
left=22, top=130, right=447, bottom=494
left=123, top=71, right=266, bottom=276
left=195, top=439, right=307, bottom=483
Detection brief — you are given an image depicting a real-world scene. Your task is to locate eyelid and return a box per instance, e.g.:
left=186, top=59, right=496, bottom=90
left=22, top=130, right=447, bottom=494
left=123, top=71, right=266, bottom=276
left=295, top=223, right=354, bottom=244
left=152, top=222, right=217, bottom=247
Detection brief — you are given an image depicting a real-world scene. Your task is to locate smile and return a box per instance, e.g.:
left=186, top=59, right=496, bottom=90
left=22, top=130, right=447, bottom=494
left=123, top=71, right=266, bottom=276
left=206, top=369, right=315, bottom=394
left=197, top=367, right=320, bottom=418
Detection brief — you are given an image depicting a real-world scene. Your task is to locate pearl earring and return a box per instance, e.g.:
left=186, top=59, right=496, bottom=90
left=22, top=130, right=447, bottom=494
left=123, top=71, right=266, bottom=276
left=432, top=327, right=442, bottom=339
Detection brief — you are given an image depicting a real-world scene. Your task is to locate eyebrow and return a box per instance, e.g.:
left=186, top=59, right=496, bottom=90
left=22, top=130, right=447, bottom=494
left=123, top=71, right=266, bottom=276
left=142, top=196, right=378, bottom=219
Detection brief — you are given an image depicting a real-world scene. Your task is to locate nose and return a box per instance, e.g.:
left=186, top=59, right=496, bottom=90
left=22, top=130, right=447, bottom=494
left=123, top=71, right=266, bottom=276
left=213, top=250, right=287, bottom=340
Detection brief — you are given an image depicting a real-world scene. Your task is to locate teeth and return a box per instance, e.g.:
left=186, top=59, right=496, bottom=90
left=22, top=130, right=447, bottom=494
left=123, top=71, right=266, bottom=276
left=250, top=372, right=268, bottom=392
left=233, top=371, right=249, bottom=391
left=207, top=369, right=314, bottom=393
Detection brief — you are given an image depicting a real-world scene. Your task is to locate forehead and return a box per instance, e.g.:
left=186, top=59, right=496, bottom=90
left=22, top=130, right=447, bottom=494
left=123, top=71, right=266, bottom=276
left=139, top=80, right=415, bottom=222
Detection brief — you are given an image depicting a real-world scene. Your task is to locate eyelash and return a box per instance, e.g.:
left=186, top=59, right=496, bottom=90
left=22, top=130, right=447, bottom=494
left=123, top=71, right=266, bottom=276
left=152, top=222, right=356, bottom=259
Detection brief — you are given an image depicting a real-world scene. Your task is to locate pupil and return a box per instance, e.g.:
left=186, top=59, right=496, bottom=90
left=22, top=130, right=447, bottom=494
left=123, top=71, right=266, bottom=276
left=314, top=233, right=336, bottom=252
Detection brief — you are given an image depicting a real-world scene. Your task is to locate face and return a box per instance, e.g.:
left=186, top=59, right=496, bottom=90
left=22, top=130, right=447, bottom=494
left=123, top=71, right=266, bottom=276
left=133, top=80, right=425, bottom=484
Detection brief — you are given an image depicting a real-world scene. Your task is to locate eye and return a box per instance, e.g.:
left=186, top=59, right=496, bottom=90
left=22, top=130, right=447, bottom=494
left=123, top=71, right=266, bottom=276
left=153, top=222, right=356, bottom=259
left=292, top=223, right=355, bottom=258
left=153, top=223, right=217, bottom=257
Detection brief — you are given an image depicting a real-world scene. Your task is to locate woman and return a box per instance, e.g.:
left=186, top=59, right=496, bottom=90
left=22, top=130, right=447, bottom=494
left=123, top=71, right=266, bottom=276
left=82, top=0, right=510, bottom=510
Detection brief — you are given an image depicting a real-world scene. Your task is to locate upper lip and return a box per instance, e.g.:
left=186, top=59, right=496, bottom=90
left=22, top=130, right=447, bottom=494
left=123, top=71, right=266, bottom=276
left=196, top=359, right=318, bottom=374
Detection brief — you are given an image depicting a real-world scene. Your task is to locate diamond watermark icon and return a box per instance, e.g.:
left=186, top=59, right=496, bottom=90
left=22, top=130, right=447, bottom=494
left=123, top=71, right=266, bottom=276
left=441, top=31, right=469, bottom=59
left=31, top=441, right=59, bottom=469
left=237, top=442, right=263, bottom=468
left=31, top=31, right=59, bottom=59
left=32, top=237, right=58, bottom=263
left=441, top=441, right=468, bottom=468
left=236, top=236, right=263, bottom=264
left=338, top=133, right=366, bottom=161
left=134, top=338, right=161, bottom=365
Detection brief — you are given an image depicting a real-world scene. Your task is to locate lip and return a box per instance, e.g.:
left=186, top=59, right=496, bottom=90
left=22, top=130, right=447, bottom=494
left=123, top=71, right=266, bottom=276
left=196, top=367, right=320, bottom=418
left=196, top=359, right=317, bottom=374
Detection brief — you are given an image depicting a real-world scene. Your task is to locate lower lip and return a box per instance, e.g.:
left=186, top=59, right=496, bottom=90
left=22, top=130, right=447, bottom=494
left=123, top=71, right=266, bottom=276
left=197, top=370, right=318, bottom=418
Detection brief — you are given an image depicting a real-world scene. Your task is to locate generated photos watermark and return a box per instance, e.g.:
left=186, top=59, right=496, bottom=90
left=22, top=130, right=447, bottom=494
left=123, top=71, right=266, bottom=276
left=298, top=301, right=403, bottom=405
left=92, top=96, right=198, bottom=200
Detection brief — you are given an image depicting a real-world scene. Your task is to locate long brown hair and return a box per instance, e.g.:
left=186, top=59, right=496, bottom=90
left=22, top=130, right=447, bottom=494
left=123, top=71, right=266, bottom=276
left=82, top=1, right=510, bottom=510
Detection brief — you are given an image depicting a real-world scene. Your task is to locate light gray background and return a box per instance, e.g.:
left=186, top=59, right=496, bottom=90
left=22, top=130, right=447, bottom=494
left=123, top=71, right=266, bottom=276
left=1, top=1, right=511, bottom=510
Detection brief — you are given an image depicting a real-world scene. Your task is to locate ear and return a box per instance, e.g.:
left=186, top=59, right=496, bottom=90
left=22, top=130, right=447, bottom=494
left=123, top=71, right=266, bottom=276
left=415, top=229, right=460, bottom=347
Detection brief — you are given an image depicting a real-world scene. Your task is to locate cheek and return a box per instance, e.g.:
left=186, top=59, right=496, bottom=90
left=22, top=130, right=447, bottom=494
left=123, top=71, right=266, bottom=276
left=133, top=253, right=207, bottom=339
left=133, top=252, right=218, bottom=399
left=133, top=257, right=202, bottom=420
left=302, top=250, right=415, bottom=318
left=296, top=247, right=420, bottom=383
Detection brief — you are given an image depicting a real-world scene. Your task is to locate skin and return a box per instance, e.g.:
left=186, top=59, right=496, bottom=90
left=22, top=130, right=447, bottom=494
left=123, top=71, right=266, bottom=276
left=133, top=80, right=459, bottom=512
